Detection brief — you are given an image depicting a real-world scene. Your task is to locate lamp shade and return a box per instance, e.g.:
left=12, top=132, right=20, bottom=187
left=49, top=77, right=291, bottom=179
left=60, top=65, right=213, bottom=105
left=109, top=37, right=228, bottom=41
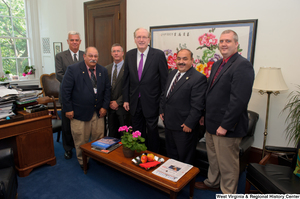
left=253, top=67, right=288, bottom=91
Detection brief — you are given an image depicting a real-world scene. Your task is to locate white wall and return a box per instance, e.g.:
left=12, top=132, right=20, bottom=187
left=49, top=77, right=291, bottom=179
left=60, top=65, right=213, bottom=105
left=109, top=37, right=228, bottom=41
left=38, top=0, right=87, bottom=74
left=38, top=0, right=300, bottom=148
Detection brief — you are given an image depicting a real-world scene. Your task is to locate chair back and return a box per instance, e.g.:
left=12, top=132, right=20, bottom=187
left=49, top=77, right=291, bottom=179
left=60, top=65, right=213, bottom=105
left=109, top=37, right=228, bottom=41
left=292, top=139, right=300, bottom=169
left=247, top=110, right=259, bottom=137
left=40, top=73, right=60, bottom=99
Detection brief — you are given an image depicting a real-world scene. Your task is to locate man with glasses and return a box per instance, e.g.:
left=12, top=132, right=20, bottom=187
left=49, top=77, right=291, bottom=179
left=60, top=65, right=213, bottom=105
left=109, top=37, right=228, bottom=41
left=123, top=28, right=168, bottom=153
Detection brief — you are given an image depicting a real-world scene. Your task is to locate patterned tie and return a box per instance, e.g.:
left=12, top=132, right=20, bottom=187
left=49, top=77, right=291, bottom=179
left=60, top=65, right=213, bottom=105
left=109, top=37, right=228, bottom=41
left=73, top=53, right=78, bottom=62
left=89, top=68, right=97, bottom=88
left=111, top=64, right=118, bottom=90
left=166, top=72, right=181, bottom=99
left=138, top=53, right=144, bottom=81
left=211, top=61, right=226, bottom=86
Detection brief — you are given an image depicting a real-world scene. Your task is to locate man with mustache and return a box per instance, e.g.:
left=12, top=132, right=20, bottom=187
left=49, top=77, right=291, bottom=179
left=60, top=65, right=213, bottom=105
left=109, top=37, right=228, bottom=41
left=55, top=31, right=84, bottom=160
left=61, top=47, right=110, bottom=169
left=159, top=49, right=207, bottom=164
left=123, top=28, right=168, bottom=153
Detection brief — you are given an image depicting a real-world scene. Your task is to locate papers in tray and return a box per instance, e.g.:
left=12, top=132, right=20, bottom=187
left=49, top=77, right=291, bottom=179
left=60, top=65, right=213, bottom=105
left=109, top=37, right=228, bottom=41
left=152, top=159, right=193, bottom=182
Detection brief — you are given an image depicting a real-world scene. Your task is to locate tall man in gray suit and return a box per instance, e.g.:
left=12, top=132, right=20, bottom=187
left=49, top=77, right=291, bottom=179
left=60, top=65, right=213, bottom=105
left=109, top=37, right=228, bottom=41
left=105, top=43, right=130, bottom=138
left=55, top=31, right=84, bottom=159
left=123, top=28, right=168, bottom=153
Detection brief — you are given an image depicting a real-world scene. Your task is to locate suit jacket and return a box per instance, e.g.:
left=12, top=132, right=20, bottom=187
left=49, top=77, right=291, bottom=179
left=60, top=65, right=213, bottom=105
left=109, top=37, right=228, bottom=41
left=61, top=61, right=111, bottom=121
left=160, top=67, right=207, bottom=131
left=205, top=53, right=254, bottom=137
left=105, top=62, right=128, bottom=115
left=123, top=46, right=168, bottom=117
left=55, top=49, right=84, bottom=103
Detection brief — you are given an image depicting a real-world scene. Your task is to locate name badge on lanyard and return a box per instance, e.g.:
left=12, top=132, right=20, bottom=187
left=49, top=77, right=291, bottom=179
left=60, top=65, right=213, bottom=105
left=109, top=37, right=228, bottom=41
left=94, top=88, right=97, bottom=94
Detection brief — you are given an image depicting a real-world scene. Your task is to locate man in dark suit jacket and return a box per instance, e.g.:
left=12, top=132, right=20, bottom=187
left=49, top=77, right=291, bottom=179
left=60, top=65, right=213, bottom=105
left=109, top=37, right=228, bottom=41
left=55, top=31, right=84, bottom=159
left=160, top=49, right=207, bottom=164
left=105, top=43, right=130, bottom=138
left=61, top=47, right=110, bottom=169
left=195, top=30, right=254, bottom=193
left=123, top=28, right=168, bottom=153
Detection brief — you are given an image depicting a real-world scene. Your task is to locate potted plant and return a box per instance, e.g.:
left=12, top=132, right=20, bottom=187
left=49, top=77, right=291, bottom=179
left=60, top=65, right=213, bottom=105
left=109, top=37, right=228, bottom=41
left=4, top=70, right=11, bottom=79
left=282, top=86, right=300, bottom=146
left=22, top=65, right=35, bottom=79
left=119, top=126, right=147, bottom=158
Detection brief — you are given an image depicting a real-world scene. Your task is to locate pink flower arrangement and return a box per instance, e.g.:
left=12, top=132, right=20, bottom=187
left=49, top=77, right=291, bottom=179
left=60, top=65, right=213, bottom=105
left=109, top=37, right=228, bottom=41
left=119, top=126, right=147, bottom=152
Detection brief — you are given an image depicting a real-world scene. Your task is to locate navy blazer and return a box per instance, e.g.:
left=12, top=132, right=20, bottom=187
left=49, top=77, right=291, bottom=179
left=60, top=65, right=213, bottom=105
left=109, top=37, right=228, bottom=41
left=123, top=46, right=168, bottom=118
left=205, top=53, right=254, bottom=137
left=61, top=61, right=111, bottom=121
left=160, top=67, right=207, bottom=131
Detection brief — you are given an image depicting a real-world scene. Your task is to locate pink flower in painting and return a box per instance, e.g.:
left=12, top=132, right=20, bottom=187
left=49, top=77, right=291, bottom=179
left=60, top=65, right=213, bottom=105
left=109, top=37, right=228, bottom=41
left=198, top=33, right=218, bottom=47
left=167, top=53, right=177, bottom=70
left=132, top=131, right=141, bottom=138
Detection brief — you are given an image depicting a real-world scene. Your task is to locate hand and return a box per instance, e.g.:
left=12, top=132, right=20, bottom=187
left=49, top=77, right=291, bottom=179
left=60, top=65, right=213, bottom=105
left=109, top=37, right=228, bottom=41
left=160, top=113, right=164, bottom=121
left=123, top=102, right=130, bottom=111
left=109, top=101, right=119, bottom=110
left=65, top=111, right=74, bottom=120
left=199, top=116, right=204, bottom=126
left=99, top=108, right=107, bottom=118
left=216, top=126, right=227, bottom=136
left=181, top=123, right=192, bottom=133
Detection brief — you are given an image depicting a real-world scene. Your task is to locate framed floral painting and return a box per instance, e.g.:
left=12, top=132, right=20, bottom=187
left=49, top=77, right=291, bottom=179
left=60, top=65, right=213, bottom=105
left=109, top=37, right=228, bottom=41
left=150, top=19, right=258, bottom=78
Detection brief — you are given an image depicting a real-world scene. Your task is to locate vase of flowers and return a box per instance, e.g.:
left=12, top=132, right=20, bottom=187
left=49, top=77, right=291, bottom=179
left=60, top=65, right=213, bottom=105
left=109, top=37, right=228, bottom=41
left=119, top=126, right=147, bottom=158
left=22, top=65, right=35, bottom=79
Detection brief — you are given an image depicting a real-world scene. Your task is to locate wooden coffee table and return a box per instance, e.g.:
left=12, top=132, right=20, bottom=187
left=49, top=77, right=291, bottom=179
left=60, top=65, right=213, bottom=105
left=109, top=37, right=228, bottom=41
left=80, top=142, right=199, bottom=199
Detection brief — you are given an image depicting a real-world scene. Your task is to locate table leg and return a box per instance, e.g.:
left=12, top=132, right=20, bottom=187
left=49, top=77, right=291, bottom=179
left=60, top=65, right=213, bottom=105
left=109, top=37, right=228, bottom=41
left=170, top=191, right=177, bottom=199
left=189, top=177, right=196, bottom=199
left=82, top=151, right=88, bottom=174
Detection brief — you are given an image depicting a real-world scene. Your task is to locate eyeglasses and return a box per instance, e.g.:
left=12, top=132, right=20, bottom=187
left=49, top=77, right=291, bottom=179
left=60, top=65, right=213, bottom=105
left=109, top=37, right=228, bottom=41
left=135, top=36, right=149, bottom=40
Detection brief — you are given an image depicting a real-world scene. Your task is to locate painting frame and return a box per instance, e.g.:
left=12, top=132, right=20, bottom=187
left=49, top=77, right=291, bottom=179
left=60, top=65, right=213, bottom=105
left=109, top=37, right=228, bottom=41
left=53, top=42, right=63, bottom=57
left=150, top=19, right=258, bottom=77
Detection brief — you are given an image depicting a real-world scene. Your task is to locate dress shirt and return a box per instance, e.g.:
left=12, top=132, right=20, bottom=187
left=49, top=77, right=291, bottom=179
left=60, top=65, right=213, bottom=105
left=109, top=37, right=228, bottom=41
left=111, top=60, right=124, bottom=85
left=69, top=49, right=79, bottom=62
left=136, top=46, right=149, bottom=71
left=166, top=70, right=186, bottom=97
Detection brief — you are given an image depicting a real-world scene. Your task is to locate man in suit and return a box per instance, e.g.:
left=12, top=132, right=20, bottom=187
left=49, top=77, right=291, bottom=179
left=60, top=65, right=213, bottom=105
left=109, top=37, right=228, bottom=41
left=105, top=43, right=130, bottom=138
left=55, top=31, right=84, bottom=159
left=61, top=47, right=110, bottom=169
left=195, top=30, right=254, bottom=193
left=159, top=49, right=207, bottom=164
left=123, top=28, right=168, bottom=153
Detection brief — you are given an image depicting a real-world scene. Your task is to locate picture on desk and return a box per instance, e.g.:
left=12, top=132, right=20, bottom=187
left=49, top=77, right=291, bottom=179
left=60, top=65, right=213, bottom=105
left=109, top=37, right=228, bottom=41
left=169, top=165, right=181, bottom=172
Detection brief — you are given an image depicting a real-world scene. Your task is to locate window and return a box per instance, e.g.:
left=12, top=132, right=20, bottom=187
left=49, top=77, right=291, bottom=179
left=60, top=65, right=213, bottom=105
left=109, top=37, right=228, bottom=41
left=0, top=0, right=30, bottom=76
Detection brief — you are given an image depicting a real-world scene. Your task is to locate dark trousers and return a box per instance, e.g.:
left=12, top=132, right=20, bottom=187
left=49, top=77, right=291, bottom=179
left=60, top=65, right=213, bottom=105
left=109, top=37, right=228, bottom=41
left=61, top=110, right=75, bottom=152
left=165, top=127, right=198, bottom=164
left=132, top=99, right=159, bottom=153
left=107, top=109, right=131, bottom=139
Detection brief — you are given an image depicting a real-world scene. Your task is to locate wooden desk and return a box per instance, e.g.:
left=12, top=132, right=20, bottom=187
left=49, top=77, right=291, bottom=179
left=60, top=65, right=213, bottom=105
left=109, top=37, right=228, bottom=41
left=80, top=142, right=199, bottom=199
left=0, top=114, right=56, bottom=177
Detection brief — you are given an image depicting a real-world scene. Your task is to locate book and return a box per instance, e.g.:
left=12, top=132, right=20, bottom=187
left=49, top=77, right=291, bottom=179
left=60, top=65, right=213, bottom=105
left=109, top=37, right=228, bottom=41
left=25, top=104, right=48, bottom=113
left=91, top=137, right=120, bottom=150
left=91, top=143, right=122, bottom=154
left=152, top=159, right=193, bottom=182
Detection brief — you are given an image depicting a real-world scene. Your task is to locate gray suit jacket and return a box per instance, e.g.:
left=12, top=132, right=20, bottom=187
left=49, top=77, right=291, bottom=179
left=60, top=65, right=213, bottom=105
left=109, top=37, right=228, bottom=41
left=105, top=63, right=128, bottom=115
left=55, top=49, right=84, bottom=102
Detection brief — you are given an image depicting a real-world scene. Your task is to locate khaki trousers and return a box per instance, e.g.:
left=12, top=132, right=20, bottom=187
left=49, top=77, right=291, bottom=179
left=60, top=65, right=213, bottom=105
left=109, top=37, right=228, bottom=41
left=204, top=132, right=242, bottom=194
left=71, top=112, right=104, bottom=165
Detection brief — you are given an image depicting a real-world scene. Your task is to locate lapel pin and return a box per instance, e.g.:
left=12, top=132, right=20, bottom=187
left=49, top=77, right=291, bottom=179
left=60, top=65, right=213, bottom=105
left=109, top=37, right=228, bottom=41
left=99, top=73, right=101, bottom=76
left=186, top=77, right=189, bottom=80
left=83, top=71, right=85, bottom=74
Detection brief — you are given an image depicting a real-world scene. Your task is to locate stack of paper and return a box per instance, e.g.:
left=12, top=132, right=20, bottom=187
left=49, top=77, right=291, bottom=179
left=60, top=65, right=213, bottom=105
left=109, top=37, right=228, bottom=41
left=0, top=86, right=18, bottom=119
left=16, top=91, right=38, bottom=106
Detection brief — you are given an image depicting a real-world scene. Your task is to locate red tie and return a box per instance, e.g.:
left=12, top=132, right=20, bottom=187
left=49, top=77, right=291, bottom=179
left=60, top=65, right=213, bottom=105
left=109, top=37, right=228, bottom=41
left=211, top=61, right=225, bottom=86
